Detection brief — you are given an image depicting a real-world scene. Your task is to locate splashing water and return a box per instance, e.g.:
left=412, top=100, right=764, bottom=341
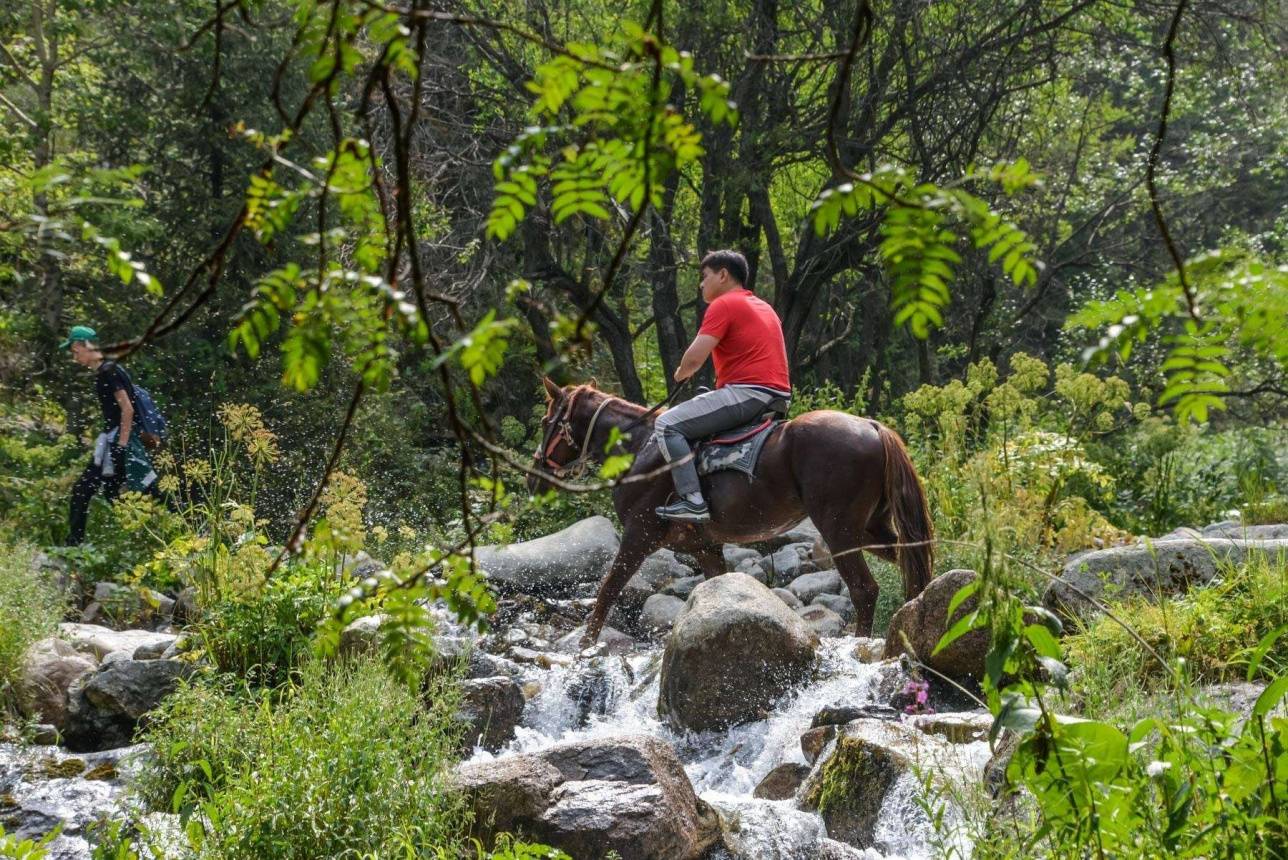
left=469, top=637, right=988, bottom=858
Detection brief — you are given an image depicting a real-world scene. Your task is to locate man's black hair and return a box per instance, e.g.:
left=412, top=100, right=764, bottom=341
left=700, top=249, right=749, bottom=287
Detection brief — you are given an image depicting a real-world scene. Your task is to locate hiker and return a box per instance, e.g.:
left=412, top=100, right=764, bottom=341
left=62, top=325, right=161, bottom=545
left=653, top=249, right=792, bottom=522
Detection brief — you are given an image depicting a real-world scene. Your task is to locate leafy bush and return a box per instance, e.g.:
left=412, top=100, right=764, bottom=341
left=0, top=542, right=67, bottom=713
left=899, top=354, right=1132, bottom=566
left=136, top=659, right=468, bottom=858
left=190, top=561, right=343, bottom=689
left=1097, top=420, right=1288, bottom=534
left=934, top=542, right=1288, bottom=858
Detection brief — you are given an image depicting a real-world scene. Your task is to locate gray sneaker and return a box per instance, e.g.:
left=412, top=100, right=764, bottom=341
left=655, top=498, right=710, bottom=522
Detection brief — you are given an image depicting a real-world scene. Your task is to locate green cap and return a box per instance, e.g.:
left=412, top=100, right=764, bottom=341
left=59, top=325, right=97, bottom=350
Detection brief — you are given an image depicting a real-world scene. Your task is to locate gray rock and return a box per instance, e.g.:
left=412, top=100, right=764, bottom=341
left=456, top=676, right=525, bottom=753
left=58, top=624, right=176, bottom=662
left=100, top=650, right=133, bottom=666
left=15, top=638, right=97, bottom=731
left=339, top=550, right=384, bottom=579
left=751, top=762, right=811, bottom=800
left=87, top=582, right=174, bottom=627
left=787, top=570, right=844, bottom=604
left=640, top=594, right=687, bottom=634
left=907, top=711, right=992, bottom=744
left=1044, top=538, right=1288, bottom=620
left=172, top=587, right=198, bottom=624
left=761, top=518, right=821, bottom=551
left=851, top=637, right=885, bottom=664
left=475, top=516, right=620, bottom=598
left=82, top=659, right=192, bottom=721
left=762, top=546, right=805, bottom=583
left=662, top=575, right=704, bottom=599
left=659, top=573, right=818, bottom=732
left=553, top=626, right=635, bottom=657
left=800, top=725, right=836, bottom=765
left=884, top=569, right=988, bottom=680
left=796, top=604, right=846, bottom=638
left=812, top=592, right=854, bottom=623
left=62, top=659, right=193, bottom=752
left=338, top=614, right=387, bottom=657
left=1200, top=522, right=1288, bottom=540
left=723, top=545, right=761, bottom=570
left=772, top=587, right=803, bottom=609
left=132, top=638, right=171, bottom=660
left=810, top=535, right=833, bottom=568
left=818, top=838, right=872, bottom=859
left=620, top=550, right=695, bottom=617
left=811, top=704, right=900, bottom=727
left=738, top=561, right=769, bottom=584
left=456, top=735, right=719, bottom=860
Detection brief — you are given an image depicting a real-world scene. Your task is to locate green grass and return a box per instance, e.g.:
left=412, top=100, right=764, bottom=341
left=135, top=658, right=467, bottom=859
left=0, top=542, right=67, bottom=715
left=1064, top=549, right=1288, bottom=722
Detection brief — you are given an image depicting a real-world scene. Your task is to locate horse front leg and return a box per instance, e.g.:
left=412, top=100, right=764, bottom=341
left=691, top=544, right=726, bottom=580
left=582, top=535, right=656, bottom=647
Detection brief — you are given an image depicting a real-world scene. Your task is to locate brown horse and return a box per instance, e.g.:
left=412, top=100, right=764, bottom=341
left=529, top=379, right=934, bottom=646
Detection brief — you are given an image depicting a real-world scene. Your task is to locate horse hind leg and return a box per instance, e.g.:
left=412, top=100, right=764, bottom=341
left=814, top=517, right=881, bottom=637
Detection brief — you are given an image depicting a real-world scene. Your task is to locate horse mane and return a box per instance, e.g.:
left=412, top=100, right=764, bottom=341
left=567, top=383, right=650, bottom=419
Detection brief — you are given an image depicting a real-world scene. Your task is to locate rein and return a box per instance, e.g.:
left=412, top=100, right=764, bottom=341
left=538, top=378, right=690, bottom=481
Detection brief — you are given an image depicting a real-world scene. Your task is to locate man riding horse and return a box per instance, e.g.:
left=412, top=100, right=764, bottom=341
left=532, top=250, right=934, bottom=647
left=654, top=250, right=792, bottom=523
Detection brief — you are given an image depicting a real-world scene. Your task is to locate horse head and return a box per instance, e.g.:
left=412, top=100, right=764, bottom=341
left=528, top=378, right=587, bottom=494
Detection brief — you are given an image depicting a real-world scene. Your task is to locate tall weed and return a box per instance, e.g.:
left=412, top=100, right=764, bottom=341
left=136, top=658, right=468, bottom=858
left=0, top=542, right=67, bottom=713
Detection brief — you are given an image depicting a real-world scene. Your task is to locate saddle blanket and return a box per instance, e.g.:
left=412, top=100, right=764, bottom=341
left=696, top=418, right=782, bottom=479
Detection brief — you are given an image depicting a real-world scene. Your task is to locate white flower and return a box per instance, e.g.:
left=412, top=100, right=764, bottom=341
left=1146, top=760, right=1172, bottom=778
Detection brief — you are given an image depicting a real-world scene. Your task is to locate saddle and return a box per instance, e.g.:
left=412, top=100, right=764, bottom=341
left=695, top=413, right=784, bottom=479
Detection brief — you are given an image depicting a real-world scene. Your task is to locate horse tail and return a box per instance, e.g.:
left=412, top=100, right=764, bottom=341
left=877, top=423, right=934, bottom=600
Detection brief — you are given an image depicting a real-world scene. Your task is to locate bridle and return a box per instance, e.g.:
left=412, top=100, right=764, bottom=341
left=537, top=388, right=620, bottom=481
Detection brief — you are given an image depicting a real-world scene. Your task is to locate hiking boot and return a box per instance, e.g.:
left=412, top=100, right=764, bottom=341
left=655, top=497, right=710, bottom=522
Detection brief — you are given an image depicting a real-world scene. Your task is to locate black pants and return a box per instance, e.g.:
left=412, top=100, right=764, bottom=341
left=66, top=458, right=159, bottom=546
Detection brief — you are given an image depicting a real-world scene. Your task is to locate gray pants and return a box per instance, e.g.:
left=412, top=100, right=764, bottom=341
left=654, top=385, right=788, bottom=498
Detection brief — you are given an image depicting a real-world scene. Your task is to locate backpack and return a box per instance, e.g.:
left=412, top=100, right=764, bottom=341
left=106, top=361, right=168, bottom=449
left=131, top=384, right=168, bottom=449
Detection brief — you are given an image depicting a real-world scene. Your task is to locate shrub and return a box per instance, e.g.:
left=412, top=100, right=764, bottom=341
left=0, top=542, right=67, bottom=713
left=190, top=561, right=344, bottom=688
left=136, top=658, right=468, bottom=858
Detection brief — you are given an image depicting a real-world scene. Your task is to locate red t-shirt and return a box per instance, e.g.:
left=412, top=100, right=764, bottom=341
left=698, top=289, right=791, bottom=391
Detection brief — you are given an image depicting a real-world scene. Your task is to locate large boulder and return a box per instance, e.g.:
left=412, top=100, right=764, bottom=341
left=456, top=676, right=525, bottom=753
left=475, top=516, right=620, bottom=598
left=884, top=569, right=987, bottom=680
left=456, top=735, right=719, bottom=860
left=659, top=573, right=818, bottom=731
left=82, top=582, right=174, bottom=628
left=1044, top=537, right=1288, bottom=619
left=62, top=659, right=193, bottom=752
left=14, top=638, right=98, bottom=731
left=799, top=718, right=965, bottom=849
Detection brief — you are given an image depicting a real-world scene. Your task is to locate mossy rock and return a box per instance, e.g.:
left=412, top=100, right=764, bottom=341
left=801, top=734, right=908, bottom=848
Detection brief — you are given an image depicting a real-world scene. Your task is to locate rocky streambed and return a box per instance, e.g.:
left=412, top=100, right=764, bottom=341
left=7, top=516, right=1282, bottom=858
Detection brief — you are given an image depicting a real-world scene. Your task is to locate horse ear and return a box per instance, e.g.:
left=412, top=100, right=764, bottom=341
left=542, top=376, right=562, bottom=401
